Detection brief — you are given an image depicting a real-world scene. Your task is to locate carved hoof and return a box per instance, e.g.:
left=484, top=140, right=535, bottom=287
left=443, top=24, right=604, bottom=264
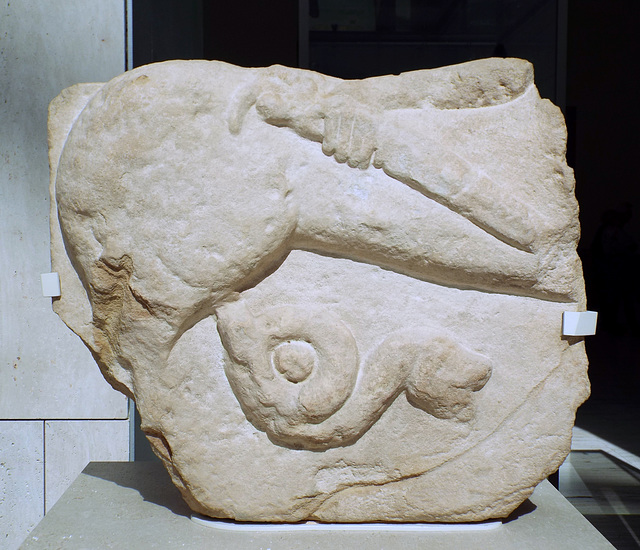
left=404, top=335, right=492, bottom=422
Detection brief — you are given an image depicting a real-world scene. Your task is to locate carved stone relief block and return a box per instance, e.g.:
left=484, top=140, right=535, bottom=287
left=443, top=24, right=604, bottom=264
left=48, top=58, right=589, bottom=522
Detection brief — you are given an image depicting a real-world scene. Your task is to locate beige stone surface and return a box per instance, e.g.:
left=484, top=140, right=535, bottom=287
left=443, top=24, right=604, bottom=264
left=48, top=58, right=589, bottom=522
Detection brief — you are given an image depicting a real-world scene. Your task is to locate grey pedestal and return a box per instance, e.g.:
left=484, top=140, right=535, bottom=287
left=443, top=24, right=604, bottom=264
left=21, top=462, right=613, bottom=549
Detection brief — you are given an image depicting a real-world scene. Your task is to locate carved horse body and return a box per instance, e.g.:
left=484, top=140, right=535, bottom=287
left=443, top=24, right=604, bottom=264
left=51, top=60, right=582, bottom=449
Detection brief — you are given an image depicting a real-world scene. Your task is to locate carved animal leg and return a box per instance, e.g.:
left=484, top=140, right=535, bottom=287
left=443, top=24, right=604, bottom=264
left=289, top=160, right=579, bottom=302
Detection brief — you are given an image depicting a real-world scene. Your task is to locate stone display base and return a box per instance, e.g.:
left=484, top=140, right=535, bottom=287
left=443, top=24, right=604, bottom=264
left=21, top=462, right=613, bottom=549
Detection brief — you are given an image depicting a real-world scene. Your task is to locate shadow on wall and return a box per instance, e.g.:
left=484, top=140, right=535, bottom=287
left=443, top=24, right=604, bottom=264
left=588, top=203, right=638, bottom=335
left=577, top=201, right=640, bottom=459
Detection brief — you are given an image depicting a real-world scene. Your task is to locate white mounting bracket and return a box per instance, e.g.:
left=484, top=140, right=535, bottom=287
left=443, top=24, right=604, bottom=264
left=41, top=272, right=61, bottom=297
left=562, top=311, right=598, bottom=336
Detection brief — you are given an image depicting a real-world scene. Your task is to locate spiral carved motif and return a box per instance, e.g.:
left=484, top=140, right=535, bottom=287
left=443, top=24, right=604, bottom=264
left=215, top=300, right=359, bottom=429
left=216, top=299, right=492, bottom=450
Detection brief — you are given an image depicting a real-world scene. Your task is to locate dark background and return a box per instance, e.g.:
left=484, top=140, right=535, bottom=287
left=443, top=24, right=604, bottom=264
left=131, top=0, right=639, bottom=457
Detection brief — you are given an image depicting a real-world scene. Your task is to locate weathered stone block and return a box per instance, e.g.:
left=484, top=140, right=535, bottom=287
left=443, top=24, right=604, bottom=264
left=48, top=58, right=589, bottom=522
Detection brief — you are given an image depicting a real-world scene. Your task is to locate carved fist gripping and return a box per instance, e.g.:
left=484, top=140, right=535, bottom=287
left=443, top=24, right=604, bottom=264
left=321, top=97, right=379, bottom=169
left=252, top=66, right=379, bottom=169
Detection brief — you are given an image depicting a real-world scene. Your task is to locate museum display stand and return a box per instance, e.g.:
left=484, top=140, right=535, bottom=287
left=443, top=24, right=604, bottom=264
left=21, top=462, right=613, bottom=549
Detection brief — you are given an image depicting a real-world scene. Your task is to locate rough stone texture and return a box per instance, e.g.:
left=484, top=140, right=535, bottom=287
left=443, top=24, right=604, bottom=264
left=48, top=58, right=590, bottom=522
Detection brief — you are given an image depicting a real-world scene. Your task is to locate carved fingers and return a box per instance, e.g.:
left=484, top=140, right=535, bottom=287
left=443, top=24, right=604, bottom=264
left=321, top=99, right=379, bottom=169
left=253, top=74, right=379, bottom=169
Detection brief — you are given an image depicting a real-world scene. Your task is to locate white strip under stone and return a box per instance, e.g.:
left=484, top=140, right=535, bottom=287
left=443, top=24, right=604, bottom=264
left=191, top=515, right=502, bottom=532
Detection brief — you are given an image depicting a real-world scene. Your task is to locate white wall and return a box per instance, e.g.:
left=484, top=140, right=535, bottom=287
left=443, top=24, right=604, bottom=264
left=0, top=2, right=130, bottom=548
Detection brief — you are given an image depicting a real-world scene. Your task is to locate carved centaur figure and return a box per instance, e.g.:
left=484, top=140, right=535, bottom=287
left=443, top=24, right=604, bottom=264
left=49, top=58, right=582, bottom=449
left=49, top=58, right=589, bottom=522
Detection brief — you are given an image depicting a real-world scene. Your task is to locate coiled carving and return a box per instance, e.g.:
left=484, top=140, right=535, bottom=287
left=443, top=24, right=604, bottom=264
left=216, top=299, right=492, bottom=450
left=216, top=300, right=359, bottom=430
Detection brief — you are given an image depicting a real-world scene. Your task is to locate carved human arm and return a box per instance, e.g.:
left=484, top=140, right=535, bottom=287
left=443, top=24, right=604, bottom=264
left=247, top=59, right=566, bottom=252
left=251, top=58, right=534, bottom=167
